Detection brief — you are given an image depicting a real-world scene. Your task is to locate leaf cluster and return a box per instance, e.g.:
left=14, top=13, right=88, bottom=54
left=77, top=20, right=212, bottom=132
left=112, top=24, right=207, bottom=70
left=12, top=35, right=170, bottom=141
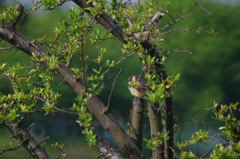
left=0, top=6, right=20, bottom=25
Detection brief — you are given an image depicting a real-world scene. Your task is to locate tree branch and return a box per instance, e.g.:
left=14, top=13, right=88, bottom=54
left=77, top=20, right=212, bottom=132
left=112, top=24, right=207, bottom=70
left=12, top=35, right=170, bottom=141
left=73, top=0, right=127, bottom=44
left=4, top=123, right=51, bottom=159
left=0, top=13, right=144, bottom=159
left=72, top=0, right=174, bottom=156
left=130, top=98, right=144, bottom=151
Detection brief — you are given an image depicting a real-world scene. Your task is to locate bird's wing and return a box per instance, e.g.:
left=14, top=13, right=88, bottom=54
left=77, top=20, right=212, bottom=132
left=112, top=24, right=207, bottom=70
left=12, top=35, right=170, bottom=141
left=136, top=85, right=147, bottom=95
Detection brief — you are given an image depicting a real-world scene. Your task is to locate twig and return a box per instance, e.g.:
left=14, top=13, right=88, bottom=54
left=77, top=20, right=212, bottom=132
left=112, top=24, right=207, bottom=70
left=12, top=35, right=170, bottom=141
left=0, top=43, right=30, bottom=50
left=154, top=28, right=195, bottom=40
left=198, top=4, right=211, bottom=16
left=76, top=55, right=106, bottom=81
left=66, top=51, right=74, bottom=67
left=85, top=16, right=95, bottom=30
left=19, top=4, right=42, bottom=20
left=199, top=119, right=221, bottom=143
left=162, top=10, right=175, bottom=23
left=157, top=48, right=192, bottom=54
left=137, top=65, right=146, bottom=81
left=152, top=38, right=164, bottom=44
left=94, top=29, right=113, bottom=44
left=28, top=123, right=35, bottom=131
left=43, top=140, right=47, bottom=149
left=107, top=68, right=123, bottom=108
left=99, top=74, right=113, bottom=90
left=3, top=73, right=17, bottom=93
left=85, top=55, right=105, bottom=71
left=79, top=36, right=87, bottom=92
left=124, top=15, right=136, bottom=33
left=24, top=154, right=32, bottom=159
left=38, top=97, right=77, bottom=114
left=102, top=69, right=122, bottom=114
left=0, top=139, right=28, bottom=155
left=47, top=34, right=60, bottom=54
left=19, top=109, right=42, bottom=124
left=97, top=52, right=136, bottom=82
left=53, top=106, right=77, bottom=114
left=36, top=136, right=50, bottom=146
left=19, top=11, right=27, bottom=34
left=175, top=119, right=221, bottom=143
left=160, top=2, right=202, bottom=31
left=13, top=48, right=19, bottom=54
left=198, top=147, right=214, bottom=158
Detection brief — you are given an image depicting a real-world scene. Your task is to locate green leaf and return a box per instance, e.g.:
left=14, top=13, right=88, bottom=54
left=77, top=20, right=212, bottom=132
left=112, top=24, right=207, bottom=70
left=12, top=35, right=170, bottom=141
left=94, top=28, right=100, bottom=37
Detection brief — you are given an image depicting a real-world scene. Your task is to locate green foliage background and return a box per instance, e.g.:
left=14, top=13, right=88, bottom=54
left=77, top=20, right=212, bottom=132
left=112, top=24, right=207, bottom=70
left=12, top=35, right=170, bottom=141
left=0, top=0, right=240, bottom=158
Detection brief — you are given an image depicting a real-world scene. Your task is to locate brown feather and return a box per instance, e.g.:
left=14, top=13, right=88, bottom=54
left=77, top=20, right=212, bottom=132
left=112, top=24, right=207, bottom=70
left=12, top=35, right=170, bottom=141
left=128, top=76, right=146, bottom=98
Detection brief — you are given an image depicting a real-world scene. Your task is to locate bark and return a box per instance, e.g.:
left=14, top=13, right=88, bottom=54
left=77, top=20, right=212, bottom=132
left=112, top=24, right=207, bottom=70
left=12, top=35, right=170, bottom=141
left=143, top=61, right=164, bottom=159
left=1, top=1, right=174, bottom=158
left=5, top=123, right=51, bottom=159
left=73, top=0, right=175, bottom=157
left=130, top=99, right=144, bottom=151
left=73, top=0, right=127, bottom=44
left=164, top=95, right=174, bottom=159
left=98, top=142, right=124, bottom=159
left=147, top=101, right=164, bottom=159
left=158, top=65, right=174, bottom=159
left=0, top=26, right=144, bottom=158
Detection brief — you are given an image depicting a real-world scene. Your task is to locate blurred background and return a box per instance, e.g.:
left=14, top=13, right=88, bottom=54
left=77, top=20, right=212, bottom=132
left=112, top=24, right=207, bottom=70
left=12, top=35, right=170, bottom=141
left=0, top=0, right=240, bottom=158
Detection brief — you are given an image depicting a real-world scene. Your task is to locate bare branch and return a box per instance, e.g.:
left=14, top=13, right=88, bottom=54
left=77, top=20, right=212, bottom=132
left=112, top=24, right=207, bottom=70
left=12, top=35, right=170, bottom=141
left=80, top=36, right=87, bottom=92
left=107, top=68, right=122, bottom=108
left=19, top=109, right=42, bottom=124
left=0, top=44, right=21, bottom=50
left=99, top=74, right=113, bottom=90
left=4, top=123, right=51, bottom=159
left=98, top=52, right=136, bottom=82
left=3, top=73, right=17, bottom=93
left=27, top=123, right=35, bottom=131
left=0, top=27, right=144, bottom=158
left=37, top=136, right=50, bottom=147
left=0, top=139, right=28, bottom=155
left=38, top=97, right=77, bottom=114
left=157, top=48, right=192, bottom=54
left=160, top=2, right=203, bottom=31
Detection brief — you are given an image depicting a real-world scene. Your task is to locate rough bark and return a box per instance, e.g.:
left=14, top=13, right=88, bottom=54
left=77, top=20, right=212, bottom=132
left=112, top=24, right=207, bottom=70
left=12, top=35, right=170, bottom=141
left=130, top=99, right=144, bottom=151
left=73, top=0, right=127, bottom=44
left=147, top=101, right=164, bottom=159
left=74, top=1, right=174, bottom=157
left=5, top=123, right=51, bottom=159
left=164, top=95, right=174, bottom=159
left=1, top=1, right=174, bottom=158
left=0, top=26, right=144, bottom=158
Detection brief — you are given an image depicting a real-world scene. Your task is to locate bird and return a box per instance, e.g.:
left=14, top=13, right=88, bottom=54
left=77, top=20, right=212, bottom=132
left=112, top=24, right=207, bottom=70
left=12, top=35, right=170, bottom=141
left=127, top=76, right=147, bottom=99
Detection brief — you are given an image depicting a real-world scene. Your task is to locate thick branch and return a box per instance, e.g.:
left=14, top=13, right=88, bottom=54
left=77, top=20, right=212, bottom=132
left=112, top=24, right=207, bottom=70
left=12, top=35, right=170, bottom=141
left=0, top=26, right=144, bottom=159
left=72, top=0, right=174, bottom=157
left=164, top=95, right=173, bottom=159
left=5, top=123, right=50, bottom=159
left=73, top=0, right=127, bottom=44
left=142, top=39, right=173, bottom=159
left=146, top=95, right=164, bottom=159
left=153, top=61, right=173, bottom=159
left=130, top=99, right=144, bottom=151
